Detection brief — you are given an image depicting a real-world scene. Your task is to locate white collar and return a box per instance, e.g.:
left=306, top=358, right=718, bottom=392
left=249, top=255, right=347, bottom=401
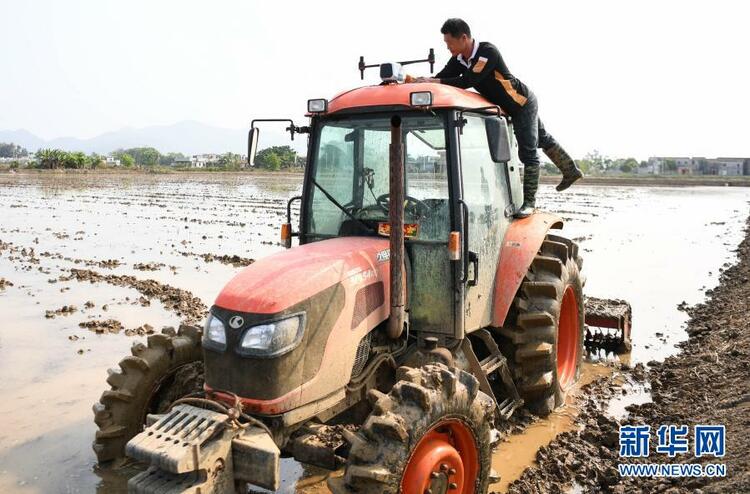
left=457, top=39, right=480, bottom=68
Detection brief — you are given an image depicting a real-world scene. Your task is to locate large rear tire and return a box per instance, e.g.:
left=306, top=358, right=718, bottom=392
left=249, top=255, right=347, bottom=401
left=499, top=233, right=585, bottom=416
left=328, top=364, right=495, bottom=494
left=92, top=325, right=204, bottom=464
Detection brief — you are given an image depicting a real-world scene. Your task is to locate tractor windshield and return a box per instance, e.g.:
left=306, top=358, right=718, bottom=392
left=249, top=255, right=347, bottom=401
left=308, top=114, right=449, bottom=242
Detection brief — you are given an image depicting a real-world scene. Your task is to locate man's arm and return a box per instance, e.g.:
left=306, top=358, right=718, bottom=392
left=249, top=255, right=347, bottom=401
left=435, top=58, right=462, bottom=79
left=439, top=45, right=499, bottom=89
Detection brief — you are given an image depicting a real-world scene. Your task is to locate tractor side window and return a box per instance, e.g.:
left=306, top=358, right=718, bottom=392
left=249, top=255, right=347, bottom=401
left=311, top=126, right=355, bottom=235
left=460, top=116, right=506, bottom=223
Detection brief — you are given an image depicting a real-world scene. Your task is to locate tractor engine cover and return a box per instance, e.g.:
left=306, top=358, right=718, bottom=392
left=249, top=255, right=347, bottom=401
left=205, top=283, right=345, bottom=402
left=204, top=237, right=394, bottom=415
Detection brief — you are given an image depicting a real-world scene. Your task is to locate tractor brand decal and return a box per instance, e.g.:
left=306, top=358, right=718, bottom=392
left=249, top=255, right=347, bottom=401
left=506, top=240, right=522, bottom=248
left=376, top=249, right=390, bottom=263
left=377, top=222, right=419, bottom=238
left=228, top=315, right=245, bottom=329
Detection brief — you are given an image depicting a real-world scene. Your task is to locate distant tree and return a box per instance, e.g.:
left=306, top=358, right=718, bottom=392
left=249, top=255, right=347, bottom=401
left=255, top=145, right=296, bottom=169
left=0, top=142, right=28, bottom=158
left=265, top=152, right=281, bottom=171
left=120, top=153, right=135, bottom=167
left=619, top=158, right=638, bottom=173
left=583, top=150, right=606, bottom=173
left=159, top=152, right=186, bottom=166
left=218, top=152, right=242, bottom=169
left=113, top=147, right=161, bottom=166
left=542, top=162, right=561, bottom=175
left=665, top=159, right=677, bottom=172
left=89, top=153, right=105, bottom=168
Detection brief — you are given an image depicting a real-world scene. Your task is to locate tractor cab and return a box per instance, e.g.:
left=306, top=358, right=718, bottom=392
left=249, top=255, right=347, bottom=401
left=249, top=82, right=525, bottom=340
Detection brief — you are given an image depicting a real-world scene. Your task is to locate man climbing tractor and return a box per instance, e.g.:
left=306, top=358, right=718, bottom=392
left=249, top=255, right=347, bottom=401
left=416, top=18, right=583, bottom=217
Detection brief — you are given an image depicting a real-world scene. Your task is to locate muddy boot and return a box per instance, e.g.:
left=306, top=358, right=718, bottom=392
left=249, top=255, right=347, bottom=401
left=544, top=144, right=583, bottom=191
left=515, top=169, right=538, bottom=218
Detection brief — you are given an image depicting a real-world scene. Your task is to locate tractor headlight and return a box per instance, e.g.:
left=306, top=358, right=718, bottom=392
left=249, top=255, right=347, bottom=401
left=202, top=314, right=227, bottom=352
left=238, top=313, right=305, bottom=358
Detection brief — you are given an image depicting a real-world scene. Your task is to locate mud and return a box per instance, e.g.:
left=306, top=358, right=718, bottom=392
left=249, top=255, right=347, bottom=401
left=504, top=217, right=750, bottom=493
left=133, top=262, right=165, bottom=271
left=45, top=304, right=78, bottom=318
left=0, top=277, right=12, bottom=289
left=1, top=173, right=748, bottom=493
left=64, top=268, right=207, bottom=323
left=179, top=251, right=255, bottom=267
left=79, top=319, right=124, bottom=334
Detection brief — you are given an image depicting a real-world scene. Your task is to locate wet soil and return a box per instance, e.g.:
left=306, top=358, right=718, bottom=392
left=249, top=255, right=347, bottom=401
left=1, top=173, right=749, bottom=493
left=504, top=218, right=750, bottom=493
left=64, top=268, right=207, bottom=323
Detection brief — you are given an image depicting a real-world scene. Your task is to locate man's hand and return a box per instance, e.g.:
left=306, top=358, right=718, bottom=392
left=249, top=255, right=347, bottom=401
left=414, top=77, right=440, bottom=83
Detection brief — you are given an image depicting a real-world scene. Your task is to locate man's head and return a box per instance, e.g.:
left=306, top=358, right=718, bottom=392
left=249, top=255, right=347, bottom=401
left=440, top=18, right=472, bottom=57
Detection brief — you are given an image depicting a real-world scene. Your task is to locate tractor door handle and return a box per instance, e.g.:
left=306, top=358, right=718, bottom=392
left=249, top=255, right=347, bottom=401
left=467, top=251, right=479, bottom=287
left=457, top=199, right=479, bottom=286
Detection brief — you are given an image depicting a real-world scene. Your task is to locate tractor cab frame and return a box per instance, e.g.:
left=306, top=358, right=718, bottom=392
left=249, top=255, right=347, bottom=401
left=249, top=85, right=525, bottom=343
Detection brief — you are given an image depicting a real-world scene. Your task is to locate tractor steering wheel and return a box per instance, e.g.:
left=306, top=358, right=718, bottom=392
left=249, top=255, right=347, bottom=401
left=376, top=193, right=431, bottom=219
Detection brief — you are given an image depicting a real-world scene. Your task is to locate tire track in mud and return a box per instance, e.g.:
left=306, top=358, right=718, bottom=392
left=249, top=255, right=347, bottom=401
left=63, top=268, right=207, bottom=323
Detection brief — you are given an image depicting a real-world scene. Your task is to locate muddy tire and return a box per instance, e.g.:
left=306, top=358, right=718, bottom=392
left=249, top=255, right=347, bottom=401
left=92, top=325, right=204, bottom=464
left=328, top=364, right=495, bottom=494
left=499, top=233, right=585, bottom=416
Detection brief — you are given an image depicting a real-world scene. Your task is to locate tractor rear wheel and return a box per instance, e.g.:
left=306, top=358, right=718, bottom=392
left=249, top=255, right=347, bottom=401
left=328, top=364, right=495, bottom=494
left=92, top=325, right=204, bottom=464
left=499, top=234, right=584, bottom=416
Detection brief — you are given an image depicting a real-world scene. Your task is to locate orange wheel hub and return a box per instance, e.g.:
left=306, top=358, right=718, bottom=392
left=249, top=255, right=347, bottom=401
left=557, top=285, right=580, bottom=387
left=401, top=419, right=478, bottom=494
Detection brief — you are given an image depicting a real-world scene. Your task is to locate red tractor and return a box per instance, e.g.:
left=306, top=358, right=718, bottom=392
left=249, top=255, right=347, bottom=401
left=93, top=55, right=631, bottom=493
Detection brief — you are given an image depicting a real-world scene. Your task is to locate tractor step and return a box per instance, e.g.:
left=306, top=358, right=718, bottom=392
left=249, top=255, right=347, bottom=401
left=584, top=297, right=632, bottom=354
left=463, top=330, right=524, bottom=420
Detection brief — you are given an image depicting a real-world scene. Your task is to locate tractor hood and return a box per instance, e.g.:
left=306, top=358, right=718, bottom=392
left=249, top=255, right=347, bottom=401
left=214, top=236, right=391, bottom=314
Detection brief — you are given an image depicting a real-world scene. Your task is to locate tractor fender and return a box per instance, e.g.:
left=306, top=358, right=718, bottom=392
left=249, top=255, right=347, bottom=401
left=491, top=212, right=564, bottom=327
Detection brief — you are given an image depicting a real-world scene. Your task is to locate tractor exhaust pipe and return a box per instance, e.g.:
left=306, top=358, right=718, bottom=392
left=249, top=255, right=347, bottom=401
left=388, top=115, right=405, bottom=339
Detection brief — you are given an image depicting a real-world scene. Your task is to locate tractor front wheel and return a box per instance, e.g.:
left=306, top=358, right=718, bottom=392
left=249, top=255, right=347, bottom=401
left=92, top=325, right=204, bottom=464
left=328, top=364, right=495, bottom=494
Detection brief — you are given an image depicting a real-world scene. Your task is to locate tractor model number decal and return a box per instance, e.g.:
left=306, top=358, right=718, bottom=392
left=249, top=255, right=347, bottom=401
left=350, top=268, right=377, bottom=285
left=376, top=249, right=390, bottom=263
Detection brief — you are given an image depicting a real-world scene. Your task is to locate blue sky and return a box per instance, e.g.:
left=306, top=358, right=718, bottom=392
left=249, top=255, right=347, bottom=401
left=1, top=0, right=748, bottom=159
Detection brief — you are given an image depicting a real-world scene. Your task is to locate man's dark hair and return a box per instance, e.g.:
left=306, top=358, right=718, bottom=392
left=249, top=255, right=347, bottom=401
left=441, top=18, right=471, bottom=38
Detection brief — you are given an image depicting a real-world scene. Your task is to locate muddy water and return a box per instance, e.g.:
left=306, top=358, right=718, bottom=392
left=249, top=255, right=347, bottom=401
left=0, top=173, right=748, bottom=493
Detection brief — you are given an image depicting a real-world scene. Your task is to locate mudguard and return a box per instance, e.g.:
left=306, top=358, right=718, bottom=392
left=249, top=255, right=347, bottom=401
left=491, top=212, right=564, bottom=327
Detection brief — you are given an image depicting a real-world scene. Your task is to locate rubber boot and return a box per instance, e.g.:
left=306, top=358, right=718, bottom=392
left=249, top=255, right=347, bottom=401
left=515, top=168, right=538, bottom=218
left=544, top=144, right=583, bottom=191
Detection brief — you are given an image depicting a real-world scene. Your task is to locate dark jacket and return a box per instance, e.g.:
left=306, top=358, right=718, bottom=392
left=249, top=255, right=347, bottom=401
left=436, top=41, right=531, bottom=115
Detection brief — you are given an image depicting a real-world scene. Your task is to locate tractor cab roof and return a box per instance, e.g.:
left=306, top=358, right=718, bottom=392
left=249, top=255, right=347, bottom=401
left=325, top=82, right=503, bottom=116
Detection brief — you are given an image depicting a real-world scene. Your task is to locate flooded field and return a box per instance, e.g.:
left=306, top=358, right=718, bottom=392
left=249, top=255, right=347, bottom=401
left=0, top=172, right=748, bottom=493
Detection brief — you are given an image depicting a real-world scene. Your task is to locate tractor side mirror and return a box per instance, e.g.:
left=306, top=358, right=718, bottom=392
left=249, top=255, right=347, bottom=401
left=247, top=127, right=260, bottom=167
left=485, top=117, right=511, bottom=163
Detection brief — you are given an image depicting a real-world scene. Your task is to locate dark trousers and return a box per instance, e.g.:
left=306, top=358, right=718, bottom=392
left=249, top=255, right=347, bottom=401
left=511, top=94, right=557, bottom=201
left=512, top=94, right=557, bottom=169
